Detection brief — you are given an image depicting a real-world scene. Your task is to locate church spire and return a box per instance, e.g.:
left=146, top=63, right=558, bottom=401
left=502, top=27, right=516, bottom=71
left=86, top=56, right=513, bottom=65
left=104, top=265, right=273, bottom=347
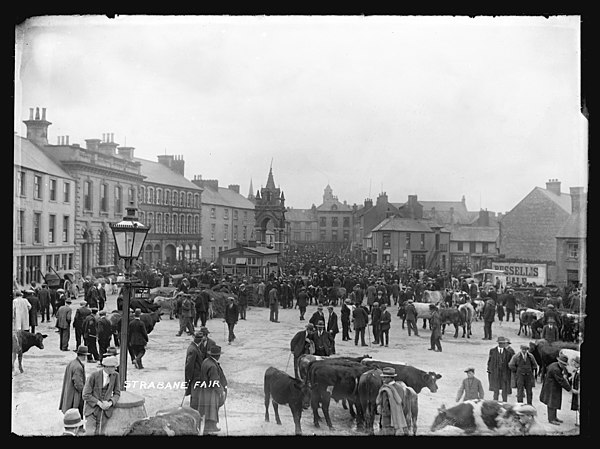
left=248, top=178, right=255, bottom=199
left=266, top=165, right=276, bottom=190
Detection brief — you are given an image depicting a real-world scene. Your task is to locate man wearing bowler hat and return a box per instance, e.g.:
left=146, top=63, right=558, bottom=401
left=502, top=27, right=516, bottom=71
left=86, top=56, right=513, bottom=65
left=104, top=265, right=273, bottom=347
left=309, top=304, right=326, bottom=328
left=290, top=323, right=316, bottom=379
left=313, top=320, right=332, bottom=356
left=540, top=353, right=572, bottom=425
left=487, top=336, right=514, bottom=401
left=509, top=344, right=539, bottom=405
left=82, top=356, right=121, bottom=435
left=60, top=345, right=88, bottom=418
left=199, top=345, right=228, bottom=435
left=129, top=308, right=148, bottom=369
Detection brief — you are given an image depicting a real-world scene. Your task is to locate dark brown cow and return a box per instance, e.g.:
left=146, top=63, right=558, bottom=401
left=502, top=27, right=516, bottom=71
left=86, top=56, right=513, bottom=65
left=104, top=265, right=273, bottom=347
left=528, top=339, right=580, bottom=381
left=264, top=367, right=311, bottom=435
left=360, top=359, right=442, bottom=394
left=12, top=330, right=47, bottom=373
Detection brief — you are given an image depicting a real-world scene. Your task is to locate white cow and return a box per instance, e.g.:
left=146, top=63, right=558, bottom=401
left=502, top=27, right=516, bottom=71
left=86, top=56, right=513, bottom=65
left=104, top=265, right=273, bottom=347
left=559, top=348, right=580, bottom=377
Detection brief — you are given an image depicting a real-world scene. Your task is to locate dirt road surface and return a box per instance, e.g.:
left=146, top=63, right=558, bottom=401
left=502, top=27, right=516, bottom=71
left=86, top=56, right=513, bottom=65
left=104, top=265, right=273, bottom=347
left=12, top=292, right=581, bottom=436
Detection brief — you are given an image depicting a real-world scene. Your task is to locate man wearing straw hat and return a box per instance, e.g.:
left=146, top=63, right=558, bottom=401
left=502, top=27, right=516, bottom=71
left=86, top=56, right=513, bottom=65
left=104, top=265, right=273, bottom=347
left=62, top=408, right=85, bottom=436
left=82, top=355, right=121, bottom=435
left=539, top=353, right=572, bottom=425
left=199, top=345, right=228, bottom=435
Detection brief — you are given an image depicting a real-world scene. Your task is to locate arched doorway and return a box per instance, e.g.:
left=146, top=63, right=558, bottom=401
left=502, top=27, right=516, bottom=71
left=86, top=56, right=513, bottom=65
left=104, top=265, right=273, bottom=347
left=164, top=244, right=177, bottom=265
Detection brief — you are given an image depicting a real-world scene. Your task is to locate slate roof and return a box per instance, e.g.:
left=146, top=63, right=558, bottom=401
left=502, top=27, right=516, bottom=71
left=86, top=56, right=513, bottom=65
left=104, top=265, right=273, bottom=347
left=316, top=199, right=353, bottom=212
left=536, top=187, right=572, bottom=214
left=134, top=157, right=202, bottom=190
left=220, top=246, right=280, bottom=256
left=556, top=210, right=587, bottom=238
left=14, top=135, right=72, bottom=179
left=200, top=185, right=256, bottom=209
left=449, top=226, right=499, bottom=242
left=372, top=217, right=450, bottom=233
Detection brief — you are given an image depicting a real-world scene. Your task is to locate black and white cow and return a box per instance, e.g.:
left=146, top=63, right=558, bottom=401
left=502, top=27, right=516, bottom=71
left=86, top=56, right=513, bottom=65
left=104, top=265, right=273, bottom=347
left=430, top=400, right=542, bottom=435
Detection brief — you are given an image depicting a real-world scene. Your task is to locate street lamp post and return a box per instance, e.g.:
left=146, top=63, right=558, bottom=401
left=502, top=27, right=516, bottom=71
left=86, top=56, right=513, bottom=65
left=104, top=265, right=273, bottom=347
left=110, top=205, right=150, bottom=390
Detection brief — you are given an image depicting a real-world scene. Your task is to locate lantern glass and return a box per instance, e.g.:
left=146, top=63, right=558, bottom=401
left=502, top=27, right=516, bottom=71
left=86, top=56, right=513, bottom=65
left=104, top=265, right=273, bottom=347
left=110, top=219, right=150, bottom=260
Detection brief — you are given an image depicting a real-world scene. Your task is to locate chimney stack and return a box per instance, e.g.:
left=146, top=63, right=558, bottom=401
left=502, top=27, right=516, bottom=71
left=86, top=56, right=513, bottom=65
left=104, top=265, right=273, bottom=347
left=228, top=184, right=240, bottom=194
left=118, top=146, right=135, bottom=160
left=23, top=106, right=52, bottom=146
left=546, top=178, right=562, bottom=196
left=478, top=209, right=490, bottom=227
left=569, top=187, right=586, bottom=214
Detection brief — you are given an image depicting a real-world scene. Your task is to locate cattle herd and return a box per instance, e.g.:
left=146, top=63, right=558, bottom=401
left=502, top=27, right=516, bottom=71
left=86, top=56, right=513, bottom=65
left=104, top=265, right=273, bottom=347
left=12, top=281, right=584, bottom=437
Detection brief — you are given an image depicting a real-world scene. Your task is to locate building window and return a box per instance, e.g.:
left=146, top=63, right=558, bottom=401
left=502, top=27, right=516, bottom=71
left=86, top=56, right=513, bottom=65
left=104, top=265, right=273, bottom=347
left=305, top=232, right=311, bottom=241
left=482, top=242, right=489, bottom=253
left=224, top=224, right=229, bottom=240
left=243, top=211, right=248, bottom=221
left=242, top=226, right=247, bottom=241
left=157, top=188, right=163, bottom=204
left=211, top=223, right=216, bottom=240
left=320, top=217, right=326, bottom=227
left=406, top=233, right=411, bottom=249
left=156, top=213, right=163, bottom=233
left=17, top=210, right=24, bottom=243
left=180, top=214, right=185, bottom=234
left=343, top=217, right=350, bottom=227
left=173, top=215, right=178, bottom=234
left=332, top=217, right=338, bottom=227
left=234, top=225, right=238, bottom=241
left=34, top=175, right=42, bottom=199
left=48, top=214, right=56, bottom=243
left=179, top=191, right=185, bottom=206
left=128, top=187, right=135, bottom=207
left=211, top=247, right=216, bottom=260
left=62, top=216, right=69, bottom=242
left=17, top=171, right=25, bottom=196
left=457, top=241, right=464, bottom=251
left=165, top=189, right=171, bottom=205
left=320, top=230, right=326, bottom=241
left=49, top=179, right=57, bottom=201
left=63, top=181, right=70, bottom=203
left=469, top=242, right=476, bottom=253
left=294, top=232, right=301, bottom=241
left=33, top=212, right=41, bottom=243
left=233, top=210, right=238, bottom=220
left=100, top=184, right=108, bottom=212
left=420, top=234, right=425, bottom=249
left=383, top=232, right=391, bottom=248
left=224, top=209, right=229, bottom=219
left=115, top=186, right=122, bottom=215
left=187, top=192, right=193, bottom=208
left=210, top=208, right=216, bottom=218
left=343, top=230, right=350, bottom=241
left=568, top=243, right=579, bottom=259
left=332, top=230, right=338, bottom=241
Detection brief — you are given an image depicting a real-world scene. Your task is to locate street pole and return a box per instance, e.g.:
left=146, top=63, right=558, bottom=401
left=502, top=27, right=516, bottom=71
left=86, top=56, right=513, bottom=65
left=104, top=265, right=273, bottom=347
left=119, top=259, right=133, bottom=390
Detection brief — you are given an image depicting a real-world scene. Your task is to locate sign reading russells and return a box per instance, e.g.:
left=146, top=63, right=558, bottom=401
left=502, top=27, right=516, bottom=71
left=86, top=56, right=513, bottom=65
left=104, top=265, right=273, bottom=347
left=491, top=262, right=547, bottom=285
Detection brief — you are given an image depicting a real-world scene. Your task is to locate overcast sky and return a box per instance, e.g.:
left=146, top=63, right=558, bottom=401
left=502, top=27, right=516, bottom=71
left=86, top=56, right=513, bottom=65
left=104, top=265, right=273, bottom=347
left=14, top=15, right=586, bottom=214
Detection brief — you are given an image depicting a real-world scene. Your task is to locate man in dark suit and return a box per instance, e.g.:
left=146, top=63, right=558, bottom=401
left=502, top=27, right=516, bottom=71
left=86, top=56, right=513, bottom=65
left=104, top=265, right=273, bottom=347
left=96, top=310, right=113, bottom=363
left=197, top=326, right=217, bottom=360
left=128, top=308, right=149, bottom=369
left=224, top=296, right=239, bottom=345
left=185, top=331, right=206, bottom=413
left=38, top=283, right=51, bottom=323
left=487, top=336, right=514, bottom=402
left=56, top=298, right=73, bottom=351
left=199, top=345, right=228, bottom=435
left=309, top=304, right=326, bottom=327
left=290, top=323, right=316, bottom=379
left=73, top=301, right=91, bottom=349
left=82, top=356, right=121, bottom=435
left=25, top=289, right=40, bottom=334
left=326, top=305, right=339, bottom=354
left=352, top=302, right=369, bottom=346
left=195, top=289, right=211, bottom=327
left=83, top=308, right=99, bottom=362
left=313, top=320, right=332, bottom=356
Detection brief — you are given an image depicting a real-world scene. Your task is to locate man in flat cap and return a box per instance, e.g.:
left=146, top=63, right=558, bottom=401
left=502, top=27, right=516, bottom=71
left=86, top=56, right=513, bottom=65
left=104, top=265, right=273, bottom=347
left=83, top=355, right=121, bottom=435
left=509, top=344, right=538, bottom=405
left=290, top=323, right=316, bottom=379
left=456, top=367, right=485, bottom=402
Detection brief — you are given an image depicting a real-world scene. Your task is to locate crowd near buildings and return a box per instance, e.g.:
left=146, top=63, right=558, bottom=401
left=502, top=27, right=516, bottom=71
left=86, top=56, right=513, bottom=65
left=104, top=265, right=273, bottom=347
left=14, top=108, right=586, bottom=291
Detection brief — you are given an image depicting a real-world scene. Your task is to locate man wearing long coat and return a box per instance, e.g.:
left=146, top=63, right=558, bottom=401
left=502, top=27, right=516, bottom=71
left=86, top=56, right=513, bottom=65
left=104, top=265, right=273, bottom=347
left=290, top=324, right=315, bottom=379
left=199, top=346, right=227, bottom=435
left=73, top=301, right=91, bottom=349
left=13, top=291, right=31, bottom=331
left=185, top=332, right=206, bottom=412
left=38, top=284, right=52, bottom=323
left=353, top=304, right=369, bottom=346
left=326, top=306, right=339, bottom=354
left=59, top=346, right=88, bottom=416
left=82, top=357, right=121, bottom=435
left=56, top=300, right=73, bottom=351
left=539, top=357, right=572, bottom=424
left=487, top=336, right=514, bottom=401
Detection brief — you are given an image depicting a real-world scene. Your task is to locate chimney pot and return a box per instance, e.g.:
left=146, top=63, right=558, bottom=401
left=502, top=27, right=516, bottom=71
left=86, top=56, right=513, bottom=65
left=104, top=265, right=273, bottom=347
left=29, top=108, right=34, bottom=120
left=42, top=108, right=46, bottom=121
left=35, top=107, right=40, bottom=120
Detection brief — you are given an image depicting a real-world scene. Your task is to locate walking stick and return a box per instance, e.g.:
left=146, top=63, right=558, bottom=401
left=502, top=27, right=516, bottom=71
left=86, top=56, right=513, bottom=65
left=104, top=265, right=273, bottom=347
left=223, top=399, right=229, bottom=436
left=180, top=385, right=188, bottom=407
left=285, top=352, right=292, bottom=374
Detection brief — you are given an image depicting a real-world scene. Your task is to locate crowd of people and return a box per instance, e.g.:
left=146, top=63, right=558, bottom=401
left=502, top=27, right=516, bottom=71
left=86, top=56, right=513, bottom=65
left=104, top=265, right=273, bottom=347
left=13, top=246, right=584, bottom=435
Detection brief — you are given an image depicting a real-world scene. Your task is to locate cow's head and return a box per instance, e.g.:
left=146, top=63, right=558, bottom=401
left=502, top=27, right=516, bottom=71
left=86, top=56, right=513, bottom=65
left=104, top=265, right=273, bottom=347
left=430, top=404, right=448, bottom=432
left=294, top=381, right=312, bottom=410
left=423, top=371, right=442, bottom=393
left=34, top=333, right=48, bottom=350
